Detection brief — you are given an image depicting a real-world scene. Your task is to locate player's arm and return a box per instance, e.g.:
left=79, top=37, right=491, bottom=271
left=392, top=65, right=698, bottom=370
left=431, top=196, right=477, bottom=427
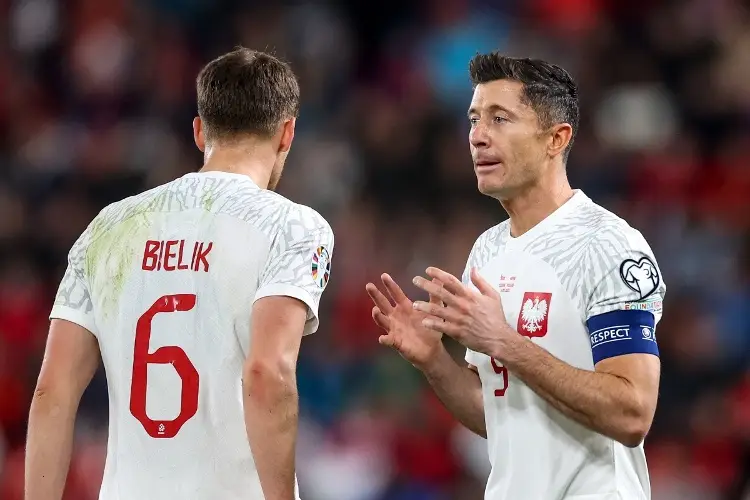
left=367, top=272, right=486, bottom=438
left=493, top=247, right=663, bottom=447
left=415, top=243, right=664, bottom=448
left=495, top=337, right=659, bottom=447
left=26, top=223, right=101, bottom=500
left=244, top=296, right=306, bottom=500
left=419, top=256, right=487, bottom=437
left=245, top=206, right=334, bottom=500
left=496, top=246, right=664, bottom=447
left=26, top=321, right=100, bottom=500
left=422, top=350, right=486, bottom=438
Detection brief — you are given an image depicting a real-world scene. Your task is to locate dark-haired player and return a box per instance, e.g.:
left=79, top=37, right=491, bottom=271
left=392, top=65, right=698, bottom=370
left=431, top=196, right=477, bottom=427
left=368, top=53, right=664, bottom=499
left=26, top=48, right=333, bottom=500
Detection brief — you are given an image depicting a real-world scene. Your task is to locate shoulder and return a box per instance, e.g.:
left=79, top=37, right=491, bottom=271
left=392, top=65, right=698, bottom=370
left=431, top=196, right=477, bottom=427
left=574, top=199, right=657, bottom=265
left=253, top=197, right=334, bottom=258
left=282, top=200, right=333, bottom=235
left=573, top=199, right=665, bottom=298
left=467, top=220, right=508, bottom=268
left=86, top=183, right=172, bottom=239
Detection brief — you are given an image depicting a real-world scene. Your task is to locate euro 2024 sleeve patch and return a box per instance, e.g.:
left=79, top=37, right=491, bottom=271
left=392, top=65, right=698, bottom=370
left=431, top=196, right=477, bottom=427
left=311, top=246, right=331, bottom=289
left=619, top=256, right=660, bottom=300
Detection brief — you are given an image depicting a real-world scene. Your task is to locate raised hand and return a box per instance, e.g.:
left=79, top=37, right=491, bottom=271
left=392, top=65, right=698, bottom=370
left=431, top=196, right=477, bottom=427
left=412, top=267, right=516, bottom=360
left=365, top=273, right=445, bottom=370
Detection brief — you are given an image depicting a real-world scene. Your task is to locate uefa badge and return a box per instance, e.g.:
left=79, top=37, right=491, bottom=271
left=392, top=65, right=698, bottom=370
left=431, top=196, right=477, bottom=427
left=619, top=257, right=660, bottom=300
left=311, top=246, right=331, bottom=289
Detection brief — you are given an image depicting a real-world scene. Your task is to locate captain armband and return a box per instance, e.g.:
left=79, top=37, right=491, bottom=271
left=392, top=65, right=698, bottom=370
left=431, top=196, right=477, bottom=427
left=586, top=309, right=659, bottom=364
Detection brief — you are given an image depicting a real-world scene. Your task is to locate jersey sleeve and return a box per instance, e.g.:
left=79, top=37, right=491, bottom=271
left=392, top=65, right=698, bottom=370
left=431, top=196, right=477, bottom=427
left=254, top=206, right=334, bottom=336
left=49, top=226, right=99, bottom=337
left=585, top=229, right=666, bottom=364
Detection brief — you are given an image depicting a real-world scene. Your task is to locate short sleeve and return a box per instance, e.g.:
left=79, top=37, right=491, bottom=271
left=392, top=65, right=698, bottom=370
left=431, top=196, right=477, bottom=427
left=586, top=231, right=666, bottom=364
left=49, top=229, right=99, bottom=337
left=254, top=206, right=334, bottom=336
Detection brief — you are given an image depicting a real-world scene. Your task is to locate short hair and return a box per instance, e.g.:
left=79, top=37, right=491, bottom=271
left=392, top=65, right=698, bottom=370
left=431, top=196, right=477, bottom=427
left=469, top=52, right=579, bottom=161
left=196, top=47, right=300, bottom=141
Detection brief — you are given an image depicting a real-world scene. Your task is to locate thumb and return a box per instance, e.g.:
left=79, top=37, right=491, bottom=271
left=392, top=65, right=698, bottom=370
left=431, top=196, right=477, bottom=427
left=378, top=335, right=395, bottom=348
left=470, top=267, right=498, bottom=297
left=429, top=278, right=444, bottom=306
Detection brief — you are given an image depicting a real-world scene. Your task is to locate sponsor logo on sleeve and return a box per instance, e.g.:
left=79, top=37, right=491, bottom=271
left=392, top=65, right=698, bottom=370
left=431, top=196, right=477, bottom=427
left=311, top=246, right=331, bottom=289
left=619, top=256, right=660, bottom=300
left=623, top=298, right=663, bottom=314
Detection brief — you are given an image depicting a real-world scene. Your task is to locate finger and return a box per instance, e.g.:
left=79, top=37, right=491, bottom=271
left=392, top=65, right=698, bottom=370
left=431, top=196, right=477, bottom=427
left=366, top=282, right=394, bottom=314
left=470, top=267, right=499, bottom=298
left=378, top=334, right=396, bottom=349
left=413, top=301, right=460, bottom=323
left=412, top=276, right=460, bottom=307
left=429, top=278, right=444, bottom=306
left=425, top=267, right=469, bottom=297
left=422, top=317, right=462, bottom=338
left=382, top=273, right=410, bottom=305
left=372, top=306, right=391, bottom=331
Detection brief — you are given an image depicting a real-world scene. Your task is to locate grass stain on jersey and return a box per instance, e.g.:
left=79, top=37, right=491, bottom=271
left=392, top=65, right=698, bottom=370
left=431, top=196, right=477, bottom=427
left=200, top=186, right=218, bottom=212
left=86, top=213, right=152, bottom=318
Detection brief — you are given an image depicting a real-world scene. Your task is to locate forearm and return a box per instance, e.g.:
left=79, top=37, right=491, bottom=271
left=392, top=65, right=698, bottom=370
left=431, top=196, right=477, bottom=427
left=496, top=338, right=648, bottom=446
left=422, top=346, right=486, bottom=438
left=243, top=367, right=298, bottom=500
left=25, top=391, right=77, bottom=500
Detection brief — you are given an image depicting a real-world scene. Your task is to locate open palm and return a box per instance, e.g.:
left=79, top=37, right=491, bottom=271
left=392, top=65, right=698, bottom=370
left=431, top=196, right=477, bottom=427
left=365, top=273, right=444, bottom=369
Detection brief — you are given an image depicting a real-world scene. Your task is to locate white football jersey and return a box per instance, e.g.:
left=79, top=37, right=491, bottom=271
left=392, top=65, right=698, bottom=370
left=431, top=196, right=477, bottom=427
left=49, top=171, right=335, bottom=500
left=464, top=190, right=665, bottom=500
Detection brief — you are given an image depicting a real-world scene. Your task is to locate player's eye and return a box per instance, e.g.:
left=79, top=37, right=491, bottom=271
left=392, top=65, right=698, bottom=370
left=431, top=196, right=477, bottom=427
left=469, top=117, right=479, bottom=125
left=493, top=116, right=508, bottom=124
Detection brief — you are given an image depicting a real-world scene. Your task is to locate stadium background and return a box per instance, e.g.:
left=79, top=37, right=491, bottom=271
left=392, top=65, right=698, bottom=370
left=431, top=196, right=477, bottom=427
left=1, top=0, right=750, bottom=498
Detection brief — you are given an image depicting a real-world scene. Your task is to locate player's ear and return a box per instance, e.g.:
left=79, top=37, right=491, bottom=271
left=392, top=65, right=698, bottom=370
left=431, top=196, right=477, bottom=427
left=278, top=118, right=295, bottom=154
left=547, top=123, right=572, bottom=159
left=193, top=117, right=206, bottom=152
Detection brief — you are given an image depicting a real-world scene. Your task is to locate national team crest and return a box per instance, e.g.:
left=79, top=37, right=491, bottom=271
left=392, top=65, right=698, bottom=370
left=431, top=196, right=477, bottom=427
left=311, top=246, right=331, bottom=289
left=517, top=292, right=552, bottom=338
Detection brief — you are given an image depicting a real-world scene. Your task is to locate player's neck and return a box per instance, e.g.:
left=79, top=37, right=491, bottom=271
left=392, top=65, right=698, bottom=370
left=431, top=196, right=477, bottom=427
left=200, top=144, right=275, bottom=189
left=501, top=174, right=574, bottom=238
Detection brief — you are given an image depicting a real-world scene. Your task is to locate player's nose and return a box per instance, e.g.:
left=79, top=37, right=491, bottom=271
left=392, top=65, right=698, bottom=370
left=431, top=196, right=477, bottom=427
left=469, top=122, right=490, bottom=148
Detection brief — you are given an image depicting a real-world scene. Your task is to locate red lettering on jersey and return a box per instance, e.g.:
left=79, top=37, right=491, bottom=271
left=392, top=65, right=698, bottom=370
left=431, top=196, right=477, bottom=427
left=517, top=292, right=552, bottom=338
left=190, top=242, right=199, bottom=270
left=490, top=358, right=509, bottom=396
left=142, top=240, right=160, bottom=271
left=164, top=240, right=179, bottom=271
left=157, top=238, right=165, bottom=271
left=194, top=242, right=213, bottom=272
left=177, top=240, right=189, bottom=270
left=141, top=240, right=213, bottom=273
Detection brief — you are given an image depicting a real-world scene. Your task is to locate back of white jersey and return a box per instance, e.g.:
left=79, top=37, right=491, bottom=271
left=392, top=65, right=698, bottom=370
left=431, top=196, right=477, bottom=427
left=50, top=171, right=334, bottom=500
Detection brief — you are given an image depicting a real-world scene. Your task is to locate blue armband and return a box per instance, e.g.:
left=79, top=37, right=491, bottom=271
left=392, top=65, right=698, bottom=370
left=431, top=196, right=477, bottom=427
left=586, top=309, right=659, bottom=364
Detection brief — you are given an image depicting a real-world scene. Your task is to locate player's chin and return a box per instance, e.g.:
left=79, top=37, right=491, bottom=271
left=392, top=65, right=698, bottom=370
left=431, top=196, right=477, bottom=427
left=476, top=175, right=508, bottom=197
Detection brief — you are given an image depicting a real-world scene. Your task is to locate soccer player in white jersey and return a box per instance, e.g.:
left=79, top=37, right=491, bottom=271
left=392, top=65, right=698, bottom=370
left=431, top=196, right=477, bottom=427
left=367, top=53, right=664, bottom=499
left=25, top=48, right=334, bottom=500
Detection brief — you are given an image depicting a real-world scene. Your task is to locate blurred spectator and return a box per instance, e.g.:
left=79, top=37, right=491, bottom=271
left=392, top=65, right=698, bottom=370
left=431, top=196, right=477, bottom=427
left=1, top=0, right=749, bottom=498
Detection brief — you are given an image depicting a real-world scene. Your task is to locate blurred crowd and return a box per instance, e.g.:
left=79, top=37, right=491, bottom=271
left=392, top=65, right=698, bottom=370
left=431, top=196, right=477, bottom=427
left=1, top=0, right=749, bottom=498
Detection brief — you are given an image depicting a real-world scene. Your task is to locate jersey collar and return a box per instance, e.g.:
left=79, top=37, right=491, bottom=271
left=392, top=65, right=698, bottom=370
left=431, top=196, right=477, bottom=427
left=184, top=171, right=259, bottom=187
left=504, top=190, right=588, bottom=248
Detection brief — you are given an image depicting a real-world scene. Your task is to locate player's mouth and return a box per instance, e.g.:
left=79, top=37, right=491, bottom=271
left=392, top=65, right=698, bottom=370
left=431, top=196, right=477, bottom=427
left=474, top=160, right=502, bottom=173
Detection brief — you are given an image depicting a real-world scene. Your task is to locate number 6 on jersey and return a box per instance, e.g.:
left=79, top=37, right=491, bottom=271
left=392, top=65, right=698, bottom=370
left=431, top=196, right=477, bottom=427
left=130, top=294, right=199, bottom=438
